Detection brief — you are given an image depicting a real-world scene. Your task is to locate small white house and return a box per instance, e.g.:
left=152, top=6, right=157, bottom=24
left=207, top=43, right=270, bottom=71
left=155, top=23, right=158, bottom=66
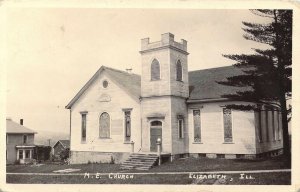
left=65, top=33, right=283, bottom=164
left=6, top=118, right=37, bottom=164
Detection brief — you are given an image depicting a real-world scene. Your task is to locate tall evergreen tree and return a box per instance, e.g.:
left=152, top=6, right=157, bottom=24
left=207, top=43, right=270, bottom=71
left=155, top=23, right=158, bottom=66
left=218, top=10, right=292, bottom=160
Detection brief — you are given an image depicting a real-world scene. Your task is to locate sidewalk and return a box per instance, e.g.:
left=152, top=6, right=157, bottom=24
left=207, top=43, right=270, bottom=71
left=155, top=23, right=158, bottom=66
left=6, top=169, right=291, bottom=176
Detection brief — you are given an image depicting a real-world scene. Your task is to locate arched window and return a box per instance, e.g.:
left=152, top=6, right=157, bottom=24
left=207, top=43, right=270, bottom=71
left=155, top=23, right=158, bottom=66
left=99, top=112, right=110, bottom=138
left=151, top=59, right=160, bottom=80
left=176, top=60, right=182, bottom=81
left=151, top=121, right=162, bottom=127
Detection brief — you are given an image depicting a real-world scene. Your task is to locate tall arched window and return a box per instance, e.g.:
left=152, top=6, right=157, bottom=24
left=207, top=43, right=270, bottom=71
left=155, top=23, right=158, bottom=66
left=151, top=59, right=160, bottom=80
left=151, top=120, right=162, bottom=127
left=176, top=60, right=183, bottom=81
left=99, top=112, right=110, bottom=138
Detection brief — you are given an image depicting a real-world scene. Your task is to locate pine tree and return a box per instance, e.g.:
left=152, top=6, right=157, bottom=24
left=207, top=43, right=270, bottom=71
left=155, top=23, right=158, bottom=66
left=218, top=10, right=292, bottom=161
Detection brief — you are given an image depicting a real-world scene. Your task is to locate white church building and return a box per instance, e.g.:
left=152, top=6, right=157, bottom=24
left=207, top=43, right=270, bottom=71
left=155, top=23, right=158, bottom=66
left=66, top=33, right=283, bottom=164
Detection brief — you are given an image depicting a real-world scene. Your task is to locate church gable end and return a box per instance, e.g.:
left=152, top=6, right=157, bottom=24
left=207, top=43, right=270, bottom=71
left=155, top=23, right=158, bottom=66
left=66, top=66, right=141, bottom=109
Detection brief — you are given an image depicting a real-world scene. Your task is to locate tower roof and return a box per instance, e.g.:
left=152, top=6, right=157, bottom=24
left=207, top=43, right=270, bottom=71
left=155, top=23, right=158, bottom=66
left=140, top=33, right=188, bottom=55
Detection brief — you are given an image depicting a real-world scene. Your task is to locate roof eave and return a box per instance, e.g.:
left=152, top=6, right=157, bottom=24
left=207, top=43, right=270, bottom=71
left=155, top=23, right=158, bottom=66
left=65, top=66, right=106, bottom=109
left=7, top=132, right=37, bottom=134
left=187, top=98, right=230, bottom=103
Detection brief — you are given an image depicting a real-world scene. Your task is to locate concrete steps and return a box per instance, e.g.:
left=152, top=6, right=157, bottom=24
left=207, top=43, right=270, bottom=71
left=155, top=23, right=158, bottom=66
left=120, top=153, right=158, bottom=170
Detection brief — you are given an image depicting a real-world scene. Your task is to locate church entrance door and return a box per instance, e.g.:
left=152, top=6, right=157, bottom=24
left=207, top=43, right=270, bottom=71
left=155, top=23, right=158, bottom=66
left=150, top=121, right=162, bottom=152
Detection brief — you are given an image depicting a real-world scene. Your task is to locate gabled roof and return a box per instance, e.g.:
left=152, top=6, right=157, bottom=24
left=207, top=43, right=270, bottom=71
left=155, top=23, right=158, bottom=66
left=105, top=66, right=141, bottom=98
left=66, top=65, right=251, bottom=107
left=53, top=140, right=70, bottom=149
left=188, top=66, right=251, bottom=101
left=65, top=66, right=141, bottom=109
left=6, top=119, right=37, bottom=134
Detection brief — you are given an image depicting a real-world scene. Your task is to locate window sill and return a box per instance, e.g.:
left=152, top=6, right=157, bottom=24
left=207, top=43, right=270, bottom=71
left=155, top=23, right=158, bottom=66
left=99, top=137, right=112, bottom=139
left=150, top=79, right=161, bottom=81
left=223, top=142, right=234, bottom=144
left=123, top=141, right=133, bottom=144
left=192, top=142, right=203, bottom=144
left=81, top=141, right=87, bottom=144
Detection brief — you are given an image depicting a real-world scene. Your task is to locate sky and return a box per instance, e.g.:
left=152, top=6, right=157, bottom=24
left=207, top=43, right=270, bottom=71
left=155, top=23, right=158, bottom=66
left=5, top=8, right=271, bottom=137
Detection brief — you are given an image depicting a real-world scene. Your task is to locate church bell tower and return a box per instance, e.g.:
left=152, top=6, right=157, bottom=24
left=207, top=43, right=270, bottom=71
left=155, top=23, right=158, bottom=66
left=140, top=32, right=189, bottom=98
left=139, top=33, right=189, bottom=155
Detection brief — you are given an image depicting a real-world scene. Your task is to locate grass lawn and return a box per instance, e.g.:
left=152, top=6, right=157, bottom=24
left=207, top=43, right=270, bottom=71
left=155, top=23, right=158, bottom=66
left=144, top=154, right=290, bottom=173
left=7, top=155, right=290, bottom=174
left=6, top=163, right=120, bottom=173
left=6, top=155, right=291, bottom=184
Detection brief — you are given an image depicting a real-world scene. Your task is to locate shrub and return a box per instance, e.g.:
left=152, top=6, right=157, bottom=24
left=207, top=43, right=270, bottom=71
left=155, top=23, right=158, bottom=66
left=59, top=148, right=70, bottom=161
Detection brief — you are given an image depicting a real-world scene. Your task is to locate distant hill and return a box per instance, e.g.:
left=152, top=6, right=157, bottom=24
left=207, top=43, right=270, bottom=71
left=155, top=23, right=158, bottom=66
left=34, top=130, right=69, bottom=146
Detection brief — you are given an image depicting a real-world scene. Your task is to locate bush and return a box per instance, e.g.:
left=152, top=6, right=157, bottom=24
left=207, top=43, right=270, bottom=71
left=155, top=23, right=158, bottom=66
left=59, top=148, right=70, bottom=161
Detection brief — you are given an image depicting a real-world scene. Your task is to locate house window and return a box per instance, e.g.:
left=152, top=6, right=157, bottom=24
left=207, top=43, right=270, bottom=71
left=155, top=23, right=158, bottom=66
left=223, top=108, right=233, bottom=143
left=178, top=118, right=184, bottom=139
left=99, top=112, right=110, bottom=138
left=23, top=135, right=27, bottom=144
left=151, top=59, right=160, bottom=80
left=278, top=112, right=282, bottom=140
left=81, top=113, right=87, bottom=142
left=176, top=60, right=183, bottom=81
left=272, top=109, right=276, bottom=141
left=255, top=109, right=263, bottom=142
left=193, top=110, right=201, bottom=142
left=124, top=110, right=131, bottom=142
left=19, top=150, right=23, bottom=159
left=276, top=109, right=280, bottom=140
left=265, top=109, right=269, bottom=142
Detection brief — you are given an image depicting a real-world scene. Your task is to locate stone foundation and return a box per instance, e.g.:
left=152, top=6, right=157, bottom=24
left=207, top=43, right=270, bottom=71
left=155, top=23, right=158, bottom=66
left=189, top=153, right=199, bottom=158
left=244, top=154, right=256, bottom=159
left=170, top=153, right=188, bottom=161
left=70, top=151, right=130, bottom=164
left=206, top=153, right=217, bottom=159
left=70, top=148, right=284, bottom=165
left=225, top=154, right=236, bottom=159
left=188, top=148, right=283, bottom=160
